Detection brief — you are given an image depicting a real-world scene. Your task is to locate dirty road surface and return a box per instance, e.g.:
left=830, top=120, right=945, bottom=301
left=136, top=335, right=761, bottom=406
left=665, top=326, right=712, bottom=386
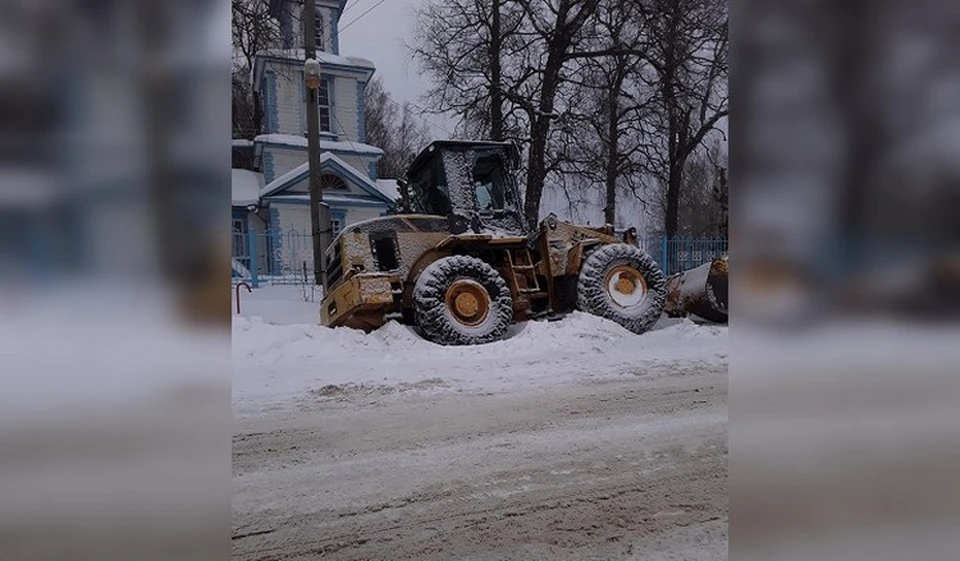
left=233, top=367, right=727, bottom=560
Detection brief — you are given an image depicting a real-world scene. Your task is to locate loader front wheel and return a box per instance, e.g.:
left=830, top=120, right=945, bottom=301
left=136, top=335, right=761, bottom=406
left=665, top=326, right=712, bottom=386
left=413, top=255, right=513, bottom=345
left=577, top=244, right=667, bottom=334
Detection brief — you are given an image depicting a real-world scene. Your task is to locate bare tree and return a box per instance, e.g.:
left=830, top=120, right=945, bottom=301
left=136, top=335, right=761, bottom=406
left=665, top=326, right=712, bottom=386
left=512, top=0, right=604, bottom=230
left=364, top=77, right=431, bottom=179
left=232, top=0, right=282, bottom=138
left=412, top=0, right=727, bottom=235
left=560, top=0, right=652, bottom=227
left=411, top=0, right=528, bottom=143
left=637, top=0, right=728, bottom=238
left=413, top=0, right=608, bottom=229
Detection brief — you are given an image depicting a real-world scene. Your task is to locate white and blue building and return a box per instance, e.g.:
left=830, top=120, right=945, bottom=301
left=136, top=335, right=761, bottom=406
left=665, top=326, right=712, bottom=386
left=232, top=0, right=398, bottom=277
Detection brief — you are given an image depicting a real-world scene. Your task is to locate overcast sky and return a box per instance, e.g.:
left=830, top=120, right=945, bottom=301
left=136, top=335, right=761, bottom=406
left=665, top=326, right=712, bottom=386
left=338, top=0, right=457, bottom=140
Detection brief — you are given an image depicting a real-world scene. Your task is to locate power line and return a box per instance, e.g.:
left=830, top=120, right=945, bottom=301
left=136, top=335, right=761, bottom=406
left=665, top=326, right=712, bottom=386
left=339, top=0, right=389, bottom=34
left=329, top=106, right=364, bottom=157
left=340, top=0, right=364, bottom=16
left=333, top=0, right=454, bottom=137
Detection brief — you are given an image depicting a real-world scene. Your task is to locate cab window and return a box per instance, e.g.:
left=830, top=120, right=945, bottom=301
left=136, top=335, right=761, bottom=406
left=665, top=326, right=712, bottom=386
left=472, top=152, right=507, bottom=212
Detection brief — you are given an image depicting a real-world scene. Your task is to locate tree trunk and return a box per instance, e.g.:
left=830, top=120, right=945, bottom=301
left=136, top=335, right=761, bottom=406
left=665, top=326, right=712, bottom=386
left=489, top=0, right=504, bottom=141
left=523, top=115, right=549, bottom=230
left=717, top=166, right=728, bottom=238
left=665, top=163, right=682, bottom=238
left=661, top=0, right=681, bottom=238
left=522, top=37, right=566, bottom=230
left=603, top=80, right=620, bottom=226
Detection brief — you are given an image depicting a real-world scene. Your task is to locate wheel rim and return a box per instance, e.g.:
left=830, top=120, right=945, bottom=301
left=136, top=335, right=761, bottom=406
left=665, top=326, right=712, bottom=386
left=444, top=279, right=491, bottom=326
left=605, top=265, right=648, bottom=308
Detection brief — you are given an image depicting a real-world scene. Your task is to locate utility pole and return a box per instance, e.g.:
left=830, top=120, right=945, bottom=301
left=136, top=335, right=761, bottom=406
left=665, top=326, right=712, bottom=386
left=303, top=0, right=330, bottom=289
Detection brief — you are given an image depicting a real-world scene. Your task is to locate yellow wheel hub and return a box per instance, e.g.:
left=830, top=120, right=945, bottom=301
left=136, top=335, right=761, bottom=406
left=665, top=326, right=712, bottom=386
left=445, top=280, right=491, bottom=326
left=455, top=292, right=479, bottom=317
left=605, top=265, right=648, bottom=307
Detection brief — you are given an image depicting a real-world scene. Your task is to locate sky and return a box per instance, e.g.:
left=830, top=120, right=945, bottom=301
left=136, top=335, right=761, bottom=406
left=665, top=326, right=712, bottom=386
left=338, top=0, right=457, bottom=140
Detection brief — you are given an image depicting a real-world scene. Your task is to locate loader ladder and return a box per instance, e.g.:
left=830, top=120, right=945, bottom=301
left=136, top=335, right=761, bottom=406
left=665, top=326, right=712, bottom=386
left=505, top=247, right=549, bottom=300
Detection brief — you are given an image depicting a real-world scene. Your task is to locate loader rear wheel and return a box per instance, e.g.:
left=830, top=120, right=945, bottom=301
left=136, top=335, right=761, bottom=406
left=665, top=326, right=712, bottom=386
left=413, top=255, right=513, bottom=345
left=577, top=243, right=667, bottom=334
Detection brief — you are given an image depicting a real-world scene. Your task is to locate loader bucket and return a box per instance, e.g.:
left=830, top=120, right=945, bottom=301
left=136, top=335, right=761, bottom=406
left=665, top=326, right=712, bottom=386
left=664, top=256, right=729, bottom=323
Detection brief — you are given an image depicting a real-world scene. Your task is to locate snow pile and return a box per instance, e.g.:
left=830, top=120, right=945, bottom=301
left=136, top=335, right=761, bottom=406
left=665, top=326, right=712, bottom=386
left=232, top=286, right=727, bottom=415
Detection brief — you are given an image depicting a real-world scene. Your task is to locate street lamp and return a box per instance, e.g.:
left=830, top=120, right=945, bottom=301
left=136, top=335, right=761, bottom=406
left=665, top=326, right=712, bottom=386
left=304, top=58, right=321, bottom=90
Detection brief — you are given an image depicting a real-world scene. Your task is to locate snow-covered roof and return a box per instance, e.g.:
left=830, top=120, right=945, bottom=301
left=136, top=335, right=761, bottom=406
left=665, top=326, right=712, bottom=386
left=254, top=134, right=384, bottom=156
left=255, top=49, right=375, bottom=70
left=265, top=193, right=389, bottom=207
left=375, top=179, right=400, bottom=201
left=232, top=139, right=254, bottom=147
left=232, top=169, right=264, bottom=206
left=259, top=152, right=393, bottom=205
left=252, top=48, right=376, bottom=88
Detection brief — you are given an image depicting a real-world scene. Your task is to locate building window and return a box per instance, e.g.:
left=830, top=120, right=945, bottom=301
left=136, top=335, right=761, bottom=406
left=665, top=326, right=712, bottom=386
left=301, top=9, right=325, bottom=51
left=317, top=78, right=332, bottom=133
left=331, top=219, right=342, bottom=236
left=315, top=11, right=325, bottom=52
left=320, top=173, right=347, bottom=190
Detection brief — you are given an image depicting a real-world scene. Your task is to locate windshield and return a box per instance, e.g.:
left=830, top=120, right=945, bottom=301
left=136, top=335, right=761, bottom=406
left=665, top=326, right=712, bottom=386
left=472, top=153, right=507, bottom=212
left=407, top=159, right=451, bottom=216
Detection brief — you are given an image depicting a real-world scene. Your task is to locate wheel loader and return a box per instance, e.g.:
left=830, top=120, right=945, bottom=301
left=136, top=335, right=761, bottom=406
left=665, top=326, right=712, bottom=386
left=319, top=140, right=667, bottom=345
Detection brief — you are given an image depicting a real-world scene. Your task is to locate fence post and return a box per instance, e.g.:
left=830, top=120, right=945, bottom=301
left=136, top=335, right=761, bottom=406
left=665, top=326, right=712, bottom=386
left=247, top=228, right=259, bottom=289
left=660, top=235, right=669, bottom=275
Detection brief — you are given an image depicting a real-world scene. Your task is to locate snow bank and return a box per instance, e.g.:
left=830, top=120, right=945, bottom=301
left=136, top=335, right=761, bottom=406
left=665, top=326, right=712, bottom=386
left=232, top=288, right=727, bottom=415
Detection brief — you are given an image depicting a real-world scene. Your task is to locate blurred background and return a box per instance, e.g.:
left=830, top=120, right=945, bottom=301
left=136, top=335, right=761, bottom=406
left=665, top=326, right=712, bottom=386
left=0, top=0, right=230, bottom=559
left=1, top=0, right=958, bottom=559
left=732, top=0, right=960, bottom=560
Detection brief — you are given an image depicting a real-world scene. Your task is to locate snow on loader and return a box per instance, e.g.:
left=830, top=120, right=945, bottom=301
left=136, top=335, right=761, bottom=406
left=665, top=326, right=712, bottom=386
left=319, top=140, right=667, bottom=345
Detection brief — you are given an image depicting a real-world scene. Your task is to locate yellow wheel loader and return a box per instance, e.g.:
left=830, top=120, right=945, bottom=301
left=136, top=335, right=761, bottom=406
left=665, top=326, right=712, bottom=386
left=320, top=140, right=667, bottom=345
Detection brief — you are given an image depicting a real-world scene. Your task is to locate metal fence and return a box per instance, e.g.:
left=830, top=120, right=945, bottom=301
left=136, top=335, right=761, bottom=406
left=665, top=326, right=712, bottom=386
left=232, top=228, right=316, bottom=287
left=232, top=228, right=727, bottom=287
left=655, top=236, right=728, bottom=276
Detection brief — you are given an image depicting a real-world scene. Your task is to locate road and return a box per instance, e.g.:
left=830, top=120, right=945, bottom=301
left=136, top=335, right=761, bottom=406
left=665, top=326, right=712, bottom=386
left=232, top=365, right=727, bottom=560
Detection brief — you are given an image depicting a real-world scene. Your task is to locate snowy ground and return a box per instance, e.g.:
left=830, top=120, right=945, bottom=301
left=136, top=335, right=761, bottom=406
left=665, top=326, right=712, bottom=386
left=233, top=284, right=728, bottom=560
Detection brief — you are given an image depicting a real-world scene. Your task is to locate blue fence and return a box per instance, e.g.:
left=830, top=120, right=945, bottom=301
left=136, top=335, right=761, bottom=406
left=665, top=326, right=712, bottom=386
left=232, top=228, right=317, bottom=288
left=232, top=228, right=727, bottom=287
left=655, top=236, right=728, bottom=276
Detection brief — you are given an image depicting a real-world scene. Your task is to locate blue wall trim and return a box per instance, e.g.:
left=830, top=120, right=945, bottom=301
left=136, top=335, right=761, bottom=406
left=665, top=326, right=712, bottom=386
left=357, top=81, right=366, bottom=144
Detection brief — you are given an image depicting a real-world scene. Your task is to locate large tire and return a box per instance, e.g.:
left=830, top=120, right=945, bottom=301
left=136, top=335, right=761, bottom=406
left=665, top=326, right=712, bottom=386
left=413, top=255, right=513, bottom=345
left=577, top=244, right=667, bottom=334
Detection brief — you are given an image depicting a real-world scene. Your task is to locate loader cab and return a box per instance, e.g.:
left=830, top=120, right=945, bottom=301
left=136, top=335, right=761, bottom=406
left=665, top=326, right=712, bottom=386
left=401, top=140, right=525, bottom=234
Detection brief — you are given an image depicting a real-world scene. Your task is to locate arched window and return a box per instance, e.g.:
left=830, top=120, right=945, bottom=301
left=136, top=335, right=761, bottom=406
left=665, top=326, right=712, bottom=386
left=320, top=174, right=347, bottom=190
